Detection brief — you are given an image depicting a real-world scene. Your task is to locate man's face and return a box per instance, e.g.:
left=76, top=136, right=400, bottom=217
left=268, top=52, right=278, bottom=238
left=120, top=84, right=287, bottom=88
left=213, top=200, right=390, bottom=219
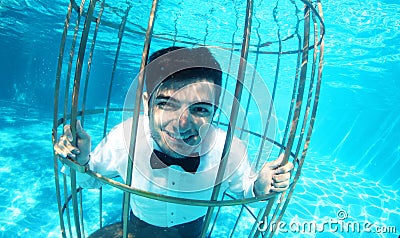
left=145, top=78, right=217, bottom=158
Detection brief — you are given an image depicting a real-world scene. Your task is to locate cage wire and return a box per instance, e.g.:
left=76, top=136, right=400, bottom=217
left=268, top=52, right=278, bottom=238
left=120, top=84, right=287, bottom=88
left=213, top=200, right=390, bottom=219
left=52, top=0, right=325, bottom=237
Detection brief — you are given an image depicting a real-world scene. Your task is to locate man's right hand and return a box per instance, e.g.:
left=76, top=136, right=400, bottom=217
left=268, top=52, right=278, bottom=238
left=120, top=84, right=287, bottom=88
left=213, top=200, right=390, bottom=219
left=54, top=120, right=91, bottom=164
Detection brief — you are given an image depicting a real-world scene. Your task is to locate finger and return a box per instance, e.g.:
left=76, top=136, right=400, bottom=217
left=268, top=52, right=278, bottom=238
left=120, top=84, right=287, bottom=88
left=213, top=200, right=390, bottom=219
left=266, top=153, right=285, bottom=170
left=63, top=125, right=73, bottom=142
left=59, top=135, right=69, bottom=148
left=271, top=180, right=289, bottom=188
left=62, top=137, right=80, bottom=155
left=270, top=185, right=289, bottom=193
left=54, top=142, right=76, bottom=158
left=54, top=144, right=67, bottom=158
left=55, top=136, right=79, bottom=158
left=65, top=143, right=80, bottom=155
left=276, top=162, right=294, bottom=174
left=57, top=147, right=77, bottom=159
left=273, top=173, right=291, bottom=183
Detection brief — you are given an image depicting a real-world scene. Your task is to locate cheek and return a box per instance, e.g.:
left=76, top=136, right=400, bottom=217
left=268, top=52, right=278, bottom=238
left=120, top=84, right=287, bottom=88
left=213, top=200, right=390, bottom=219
left=151, top=109, right=173, bottom=128
left=194, top=117, right=212, bottom=131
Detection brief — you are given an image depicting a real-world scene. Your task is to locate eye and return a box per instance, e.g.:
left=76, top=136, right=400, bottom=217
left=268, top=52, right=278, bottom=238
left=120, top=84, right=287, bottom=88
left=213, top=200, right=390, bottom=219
left=156, top=100, right=177, bottom=110
left=157, top=101, right=167, bottom=107
left=190, top=105, right=213, bottom=117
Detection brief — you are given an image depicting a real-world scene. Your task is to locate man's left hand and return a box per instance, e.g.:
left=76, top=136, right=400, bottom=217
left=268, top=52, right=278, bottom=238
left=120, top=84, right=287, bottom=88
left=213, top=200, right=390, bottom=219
left=254, top=153, right=294, bottom=196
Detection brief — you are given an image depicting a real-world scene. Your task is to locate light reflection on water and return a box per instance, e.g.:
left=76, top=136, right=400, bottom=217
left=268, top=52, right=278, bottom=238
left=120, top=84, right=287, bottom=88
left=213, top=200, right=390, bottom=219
left=1, top=0, right=400, bottom=236
left=0, top=102, right=399, bottom=237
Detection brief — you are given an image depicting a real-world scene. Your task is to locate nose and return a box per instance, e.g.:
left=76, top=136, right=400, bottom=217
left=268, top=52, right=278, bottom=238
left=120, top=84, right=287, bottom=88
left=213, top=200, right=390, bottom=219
left=178, top=108, right=191, bottom=131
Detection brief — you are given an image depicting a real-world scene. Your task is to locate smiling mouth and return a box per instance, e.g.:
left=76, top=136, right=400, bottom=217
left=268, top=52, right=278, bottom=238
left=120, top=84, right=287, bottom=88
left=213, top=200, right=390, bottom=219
left=164, top=131, right=197, bottom=143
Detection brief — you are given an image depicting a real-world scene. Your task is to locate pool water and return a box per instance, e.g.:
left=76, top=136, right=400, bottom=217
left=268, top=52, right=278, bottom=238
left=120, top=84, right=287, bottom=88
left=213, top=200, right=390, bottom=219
left=1, top=101, right=398, bottom=237
left=1, top=0, right=399, bottom=237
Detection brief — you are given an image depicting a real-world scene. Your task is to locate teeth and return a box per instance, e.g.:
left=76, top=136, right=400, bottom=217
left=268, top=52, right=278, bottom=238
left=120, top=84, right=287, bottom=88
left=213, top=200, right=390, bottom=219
left=166, top=131, right=191, bottom=140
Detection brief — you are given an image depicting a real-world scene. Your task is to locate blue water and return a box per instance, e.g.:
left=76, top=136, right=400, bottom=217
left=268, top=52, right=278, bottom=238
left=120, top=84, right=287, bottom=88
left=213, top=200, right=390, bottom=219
left=1, top=0, right=399, bottom=237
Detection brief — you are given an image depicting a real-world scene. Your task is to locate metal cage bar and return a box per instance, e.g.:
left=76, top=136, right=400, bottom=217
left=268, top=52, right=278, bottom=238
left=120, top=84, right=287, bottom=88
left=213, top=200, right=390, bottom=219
left=122, top=1, right=159, bottom=237
left=201, top=1, right=254, bottom=236
left=52, top=2, right=74, bottom=237
left=80, top=0, right=106, bottom=231
left=52, top=0, right=325, bottom=237
left=103, top=4, right=132, bottom=136
left=69, top=1, right=97, bottom=237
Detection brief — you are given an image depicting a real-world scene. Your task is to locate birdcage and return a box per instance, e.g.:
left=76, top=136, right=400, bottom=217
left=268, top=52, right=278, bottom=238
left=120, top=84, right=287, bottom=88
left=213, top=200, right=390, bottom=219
left=52, top=0, right=324, bottom=237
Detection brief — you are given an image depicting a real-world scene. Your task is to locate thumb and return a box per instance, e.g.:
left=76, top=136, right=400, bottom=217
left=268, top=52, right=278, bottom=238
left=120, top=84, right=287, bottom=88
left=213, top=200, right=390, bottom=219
left=266, top=153, right=285, bottom=170
left=76, top=120, right=89, bottom=139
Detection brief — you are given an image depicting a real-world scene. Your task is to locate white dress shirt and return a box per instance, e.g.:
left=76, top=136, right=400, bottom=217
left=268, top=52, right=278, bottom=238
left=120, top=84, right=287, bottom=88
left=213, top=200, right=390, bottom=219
left=77, top=115, right=258, bottom=227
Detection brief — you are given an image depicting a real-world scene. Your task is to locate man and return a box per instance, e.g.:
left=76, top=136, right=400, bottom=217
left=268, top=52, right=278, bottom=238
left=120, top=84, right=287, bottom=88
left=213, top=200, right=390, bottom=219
left=54, top=46, right=293, bottom=238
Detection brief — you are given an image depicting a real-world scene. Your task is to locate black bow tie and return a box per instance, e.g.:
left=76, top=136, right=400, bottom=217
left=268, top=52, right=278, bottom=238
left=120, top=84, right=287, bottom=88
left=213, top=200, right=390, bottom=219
left=150, top=149, right=200, bottom=173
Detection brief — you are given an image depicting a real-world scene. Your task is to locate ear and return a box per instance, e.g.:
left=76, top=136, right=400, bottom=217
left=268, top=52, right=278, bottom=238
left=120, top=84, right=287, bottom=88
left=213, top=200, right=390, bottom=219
left=142, top=92, right=150, bottom=116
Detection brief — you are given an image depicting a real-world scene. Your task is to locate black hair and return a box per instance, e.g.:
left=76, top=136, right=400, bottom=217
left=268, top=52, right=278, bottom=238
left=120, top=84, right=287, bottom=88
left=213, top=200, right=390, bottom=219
left=145, top=46, right=222, bottom=100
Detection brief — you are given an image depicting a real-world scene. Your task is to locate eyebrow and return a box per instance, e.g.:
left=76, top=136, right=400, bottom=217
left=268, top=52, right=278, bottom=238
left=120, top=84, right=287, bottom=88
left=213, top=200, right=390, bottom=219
left=192, top=102, right=214, bottom=107
left=155, top=94, right=176, bottom=101
left=155, top=94, right=214, bottom=107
